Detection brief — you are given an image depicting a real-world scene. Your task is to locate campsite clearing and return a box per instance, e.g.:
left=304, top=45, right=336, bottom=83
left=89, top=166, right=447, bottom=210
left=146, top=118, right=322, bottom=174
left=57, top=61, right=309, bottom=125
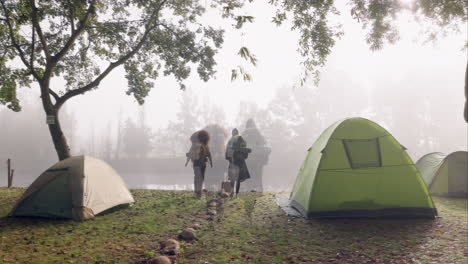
left=1, top=188, right=467, bottom=264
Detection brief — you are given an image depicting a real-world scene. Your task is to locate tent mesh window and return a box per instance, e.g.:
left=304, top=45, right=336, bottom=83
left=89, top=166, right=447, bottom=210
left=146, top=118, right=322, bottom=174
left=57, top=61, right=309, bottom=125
left=342, top=138, right=382, bottom=169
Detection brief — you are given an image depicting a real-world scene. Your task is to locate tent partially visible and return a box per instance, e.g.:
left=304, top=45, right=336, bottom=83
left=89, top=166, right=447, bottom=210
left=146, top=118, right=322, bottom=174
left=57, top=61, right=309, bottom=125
left=416, top=151, right=468, bottom=197
left=10, top=155, right=134, bottom=220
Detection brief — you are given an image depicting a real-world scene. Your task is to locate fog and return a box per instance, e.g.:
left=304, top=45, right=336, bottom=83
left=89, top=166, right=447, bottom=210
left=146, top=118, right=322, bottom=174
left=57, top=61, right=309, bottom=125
left=1, top=2, right=466, bottom=191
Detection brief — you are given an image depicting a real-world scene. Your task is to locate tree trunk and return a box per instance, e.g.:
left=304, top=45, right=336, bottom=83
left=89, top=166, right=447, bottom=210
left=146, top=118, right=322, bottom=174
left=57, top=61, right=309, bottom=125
left=464, top=61, right=467, bottom=123
left=48, top=113, right=71, bottom=161
left=40, top=81, right=71, bottom=161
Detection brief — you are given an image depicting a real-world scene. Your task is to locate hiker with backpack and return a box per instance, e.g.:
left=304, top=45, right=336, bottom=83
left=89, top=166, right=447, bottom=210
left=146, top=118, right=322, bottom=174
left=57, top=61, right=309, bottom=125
left=225, top=128, right=251, bottom=198
left=185, top=130, right=213, bottom=198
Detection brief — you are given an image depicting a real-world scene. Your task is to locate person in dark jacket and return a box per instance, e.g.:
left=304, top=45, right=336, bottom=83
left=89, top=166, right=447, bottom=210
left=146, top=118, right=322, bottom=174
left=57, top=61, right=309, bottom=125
left=225, top=128, right=251, bottom=198
left=242, top=119, right=270, bottom=192
left=186, top=130, right=212, bottom=198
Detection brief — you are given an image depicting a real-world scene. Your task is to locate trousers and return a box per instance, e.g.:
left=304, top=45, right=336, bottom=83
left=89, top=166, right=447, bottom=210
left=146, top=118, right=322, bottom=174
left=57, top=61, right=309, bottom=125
left=193, top=165, right=206, bottom=193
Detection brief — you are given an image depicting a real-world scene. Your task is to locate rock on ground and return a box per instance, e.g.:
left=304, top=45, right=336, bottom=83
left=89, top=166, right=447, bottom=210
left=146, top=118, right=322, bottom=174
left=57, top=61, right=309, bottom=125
left=219, top=191, right=229, bottom=198
left=207, top=208, right=217, bottom=216
left=207, top=201, right=218, bottom=207
left=148, top=255, right=171, bottom=264
left=208, top=198, right=222, bottom=204
left=178, top=228, right=197, bottom=241
left=192, top=223, right=202, bottom=230
left=160, top=238, right=180, bottom=255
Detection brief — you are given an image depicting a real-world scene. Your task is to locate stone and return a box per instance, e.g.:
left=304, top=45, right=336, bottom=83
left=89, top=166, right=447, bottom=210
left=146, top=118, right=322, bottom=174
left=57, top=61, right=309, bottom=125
left=219, top=191, right=229, bottom=198
left=207, top=198, right=221, bottom=204
left=196, top=215, right=210, bottom=220
left=192, top=223, right=202, bottom=230
left=207, top=201, right=217, bottom=207
left=177, top=228, right=197, bottom=241
left=148, top=256, right=171, bottom=264
left=185, top=227, right=196, bottom=233
left=207, top=208, right=217, bottom=216
left=167, top=256, right=177, bottom=263
left=160, top=239, right=180, bottom=255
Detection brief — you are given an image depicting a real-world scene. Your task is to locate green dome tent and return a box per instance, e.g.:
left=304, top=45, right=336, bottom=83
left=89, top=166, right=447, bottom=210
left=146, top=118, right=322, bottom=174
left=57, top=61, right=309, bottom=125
left=11, top=155, right=134, bottom=220
left=290, top=118, right=437, bottom=218
left=416, top=151, right=468, bottom=197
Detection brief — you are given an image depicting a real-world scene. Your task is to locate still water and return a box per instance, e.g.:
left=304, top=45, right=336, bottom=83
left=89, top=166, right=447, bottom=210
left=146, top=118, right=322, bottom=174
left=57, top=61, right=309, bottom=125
left=3, top=170, right=290, bottom=192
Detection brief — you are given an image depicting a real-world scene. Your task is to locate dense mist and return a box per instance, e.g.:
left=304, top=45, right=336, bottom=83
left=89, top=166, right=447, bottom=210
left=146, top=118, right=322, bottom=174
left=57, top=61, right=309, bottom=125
left=1, top=2, right=466, bottom=191
left=1, top=63, right=466, bottom=191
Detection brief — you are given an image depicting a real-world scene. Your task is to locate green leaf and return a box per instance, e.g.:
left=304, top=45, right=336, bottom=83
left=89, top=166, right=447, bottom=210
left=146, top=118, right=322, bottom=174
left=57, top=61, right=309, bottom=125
left=237, top=47, right=257, bottom=66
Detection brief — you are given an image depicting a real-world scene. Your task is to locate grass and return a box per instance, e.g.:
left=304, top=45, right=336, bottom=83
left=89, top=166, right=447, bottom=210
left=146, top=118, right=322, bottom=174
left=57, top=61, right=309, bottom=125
left=0, top=188, right=208, bottom=264
left=1, top=188, right=467, bottom=264
left=180, top=194, right=468, bottom=264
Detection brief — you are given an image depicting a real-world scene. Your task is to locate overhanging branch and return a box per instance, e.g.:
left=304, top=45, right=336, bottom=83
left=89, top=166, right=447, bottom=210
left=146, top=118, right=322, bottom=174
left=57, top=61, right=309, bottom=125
left=55, top=0, right=168, bottom=109
left=1, top=0, right=40, bottom=80
left=56, top=24, right=160, bottom=109
left=52, top=0, right=95, bottom=64
left=66, top=0, right=76, bottom=33
left=30, top=0, right=51, bottom=60
left=30, top=23, right=35, bottom=75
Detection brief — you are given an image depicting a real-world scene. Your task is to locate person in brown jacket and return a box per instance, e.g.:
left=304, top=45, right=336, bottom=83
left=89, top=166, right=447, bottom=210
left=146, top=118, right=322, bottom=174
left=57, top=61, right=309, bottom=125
left=186, top=130, right=213, bottom=198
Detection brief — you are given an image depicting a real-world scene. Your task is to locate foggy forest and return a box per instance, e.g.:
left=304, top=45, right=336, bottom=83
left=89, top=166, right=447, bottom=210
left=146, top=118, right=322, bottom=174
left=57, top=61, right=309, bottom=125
left=1, top=66, right=466, bottom=191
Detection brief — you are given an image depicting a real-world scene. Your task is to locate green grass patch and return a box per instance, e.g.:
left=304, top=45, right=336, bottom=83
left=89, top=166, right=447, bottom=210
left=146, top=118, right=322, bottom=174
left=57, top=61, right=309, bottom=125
left=0, top=188, right=206, bottom=264
left=1, top=188, right=467, bottom=264
left=179, top=193, right=467, bottom=264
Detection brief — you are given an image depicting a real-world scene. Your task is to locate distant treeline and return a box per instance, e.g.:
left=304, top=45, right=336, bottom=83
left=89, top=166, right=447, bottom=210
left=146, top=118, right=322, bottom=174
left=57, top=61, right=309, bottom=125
left=1, top=74, right=466, bottom=189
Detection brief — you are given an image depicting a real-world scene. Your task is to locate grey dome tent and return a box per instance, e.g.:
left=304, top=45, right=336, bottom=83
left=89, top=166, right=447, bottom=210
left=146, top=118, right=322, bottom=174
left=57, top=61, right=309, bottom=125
left=11, top=155, right=134, bottom=220
left=416, top=151, right=468, bottom=197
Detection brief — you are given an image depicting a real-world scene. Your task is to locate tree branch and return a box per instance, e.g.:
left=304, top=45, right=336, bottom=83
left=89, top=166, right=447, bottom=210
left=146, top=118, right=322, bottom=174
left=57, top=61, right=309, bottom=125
left=4, top=44, right=30, bottom=49
left=49, top=88, right=59, bottom=102
left=51, top=0, right=95, bottom=65
left=56, top=27, right=159, bottom=109
left=0, top=0, right=40, bottom=80
left=67, top=0, right=76, bottom=33
left=30, top=0, right=51, bottom=60
left=0, top=49, right=8, bottom=60
left=55, top=0, right=167, bottom=109
left=30, top=23, right=35, bottom=73
left=159, top=23, right=179, bottom=37
left=159, top=23, right=203, bottom=58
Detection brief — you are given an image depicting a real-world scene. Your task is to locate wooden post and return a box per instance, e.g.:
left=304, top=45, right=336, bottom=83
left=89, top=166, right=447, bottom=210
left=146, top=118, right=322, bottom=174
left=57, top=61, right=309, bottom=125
left=7, top=159, right=11, bottom=187
left=10, top=169, right=14, bottom=188
left=7, top=159, right=13, bottom=188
